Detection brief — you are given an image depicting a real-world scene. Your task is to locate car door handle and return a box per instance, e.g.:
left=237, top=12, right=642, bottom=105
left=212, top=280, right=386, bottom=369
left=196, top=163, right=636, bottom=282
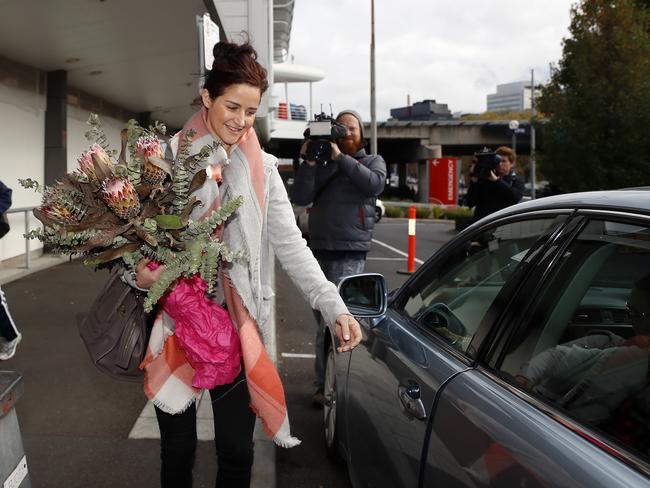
left=398, top=380, right=427, bottom=421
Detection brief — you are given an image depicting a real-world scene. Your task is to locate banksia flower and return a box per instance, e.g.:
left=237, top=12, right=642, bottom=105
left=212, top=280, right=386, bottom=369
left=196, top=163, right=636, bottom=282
left=78, top=144, right=111, bottom=181
left=101, top=177, right=141, bottom=220
left=42, top=204, right=82, bottom=224
left=41, top=187, right=86, bottom=223
left=137, top=135, right=167, bottom=185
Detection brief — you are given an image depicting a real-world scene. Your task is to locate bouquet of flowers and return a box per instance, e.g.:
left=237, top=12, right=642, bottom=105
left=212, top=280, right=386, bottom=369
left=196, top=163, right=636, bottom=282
left=21, top=114, right=245, bottom=313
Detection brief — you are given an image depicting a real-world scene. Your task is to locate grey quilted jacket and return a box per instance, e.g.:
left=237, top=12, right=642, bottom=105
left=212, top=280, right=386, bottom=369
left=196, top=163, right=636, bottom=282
left=291, top=149, right=386, bottom=252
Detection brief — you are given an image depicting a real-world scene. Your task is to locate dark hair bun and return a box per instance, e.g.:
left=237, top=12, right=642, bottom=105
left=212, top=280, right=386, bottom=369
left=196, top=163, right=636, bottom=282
left=212, top=42, right=257, bottom=69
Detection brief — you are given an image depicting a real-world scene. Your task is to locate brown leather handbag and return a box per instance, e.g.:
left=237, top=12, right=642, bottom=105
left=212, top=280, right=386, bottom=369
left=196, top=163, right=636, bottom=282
left=77, top=269, right=152, bottom=382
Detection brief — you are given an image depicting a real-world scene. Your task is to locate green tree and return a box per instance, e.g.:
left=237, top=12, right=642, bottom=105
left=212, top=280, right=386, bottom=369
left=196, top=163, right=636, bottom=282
left=539, top=0, right=650, bottom=192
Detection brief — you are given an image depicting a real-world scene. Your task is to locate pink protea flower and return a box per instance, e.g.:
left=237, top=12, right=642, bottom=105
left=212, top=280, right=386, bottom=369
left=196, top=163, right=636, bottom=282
left=136, top=135, right=162, bottom=158
left=101, top=177, right=141, bottom=220
left=136, top=135, right=167, bottom=185
left=77, top=144, right=111, bottom=181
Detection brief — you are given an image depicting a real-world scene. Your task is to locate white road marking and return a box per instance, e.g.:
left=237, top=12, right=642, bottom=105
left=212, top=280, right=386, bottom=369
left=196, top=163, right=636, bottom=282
left=128, top=390, right=215, bottom=440
left=367, top=257, right=407, bottom=261
left=128, top=391, right=268, bottom=442
left=371, top=238, right=424, bottom=264
left=281, top=352, right=316, bottom=359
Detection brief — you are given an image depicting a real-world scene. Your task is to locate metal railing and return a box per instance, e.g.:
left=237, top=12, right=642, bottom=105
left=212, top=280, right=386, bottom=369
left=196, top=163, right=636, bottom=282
left=6, top=207, right=36, bottom=269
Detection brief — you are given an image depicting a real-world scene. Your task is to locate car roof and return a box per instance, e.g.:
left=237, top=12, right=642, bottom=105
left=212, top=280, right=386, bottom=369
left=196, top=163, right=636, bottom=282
left=484, top=188, right=650, bottom=222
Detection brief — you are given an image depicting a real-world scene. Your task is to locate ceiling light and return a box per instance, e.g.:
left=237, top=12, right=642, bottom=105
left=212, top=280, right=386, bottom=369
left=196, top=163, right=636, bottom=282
left=89, top=70, right=103, bottom=76
left=65, top=57, right=81, bottom=64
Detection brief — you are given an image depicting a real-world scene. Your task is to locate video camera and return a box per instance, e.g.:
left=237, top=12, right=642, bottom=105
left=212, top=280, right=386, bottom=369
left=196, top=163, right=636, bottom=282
left=302, top=112, right=348, bottom=165
left=472, top=148, right=502, bottom=180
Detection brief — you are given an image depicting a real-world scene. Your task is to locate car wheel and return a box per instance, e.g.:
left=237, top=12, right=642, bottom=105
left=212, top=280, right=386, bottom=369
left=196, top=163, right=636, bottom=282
left=375, top=206, right=382, bottom=222
left=323, top=343, right=342, bottom=462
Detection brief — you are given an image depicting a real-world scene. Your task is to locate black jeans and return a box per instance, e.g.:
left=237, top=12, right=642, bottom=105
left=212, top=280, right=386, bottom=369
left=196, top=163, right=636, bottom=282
left=154, top=367, right=256, bottom=488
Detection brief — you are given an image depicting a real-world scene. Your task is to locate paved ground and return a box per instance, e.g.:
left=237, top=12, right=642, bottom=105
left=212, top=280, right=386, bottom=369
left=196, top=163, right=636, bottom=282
left=0, top=262, right=271, bottom=488
left=274, top=260, right=352, bottom=488
left=274, top=218, right=457, bottom=487
left=0, top=217, right=456, bottom=487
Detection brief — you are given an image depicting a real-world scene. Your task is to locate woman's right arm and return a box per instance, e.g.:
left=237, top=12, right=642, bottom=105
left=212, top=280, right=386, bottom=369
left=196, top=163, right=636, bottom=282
left=267, top=166, right=348, bottom=326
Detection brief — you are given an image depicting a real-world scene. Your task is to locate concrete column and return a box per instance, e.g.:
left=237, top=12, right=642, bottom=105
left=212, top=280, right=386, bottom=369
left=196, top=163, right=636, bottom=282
left=418, top=143, right=442, bottom=204
left=417, top=160, right=428, bottom=203
left=44, top=70, right=67, bottom=186
left=397, top=162, right=408, bottom=195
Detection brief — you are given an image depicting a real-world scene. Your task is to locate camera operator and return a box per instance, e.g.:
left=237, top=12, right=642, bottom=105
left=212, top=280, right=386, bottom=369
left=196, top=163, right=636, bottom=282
left=465, top=146, right=524, bottom=222
left=292, top=109, right=386, bottom=406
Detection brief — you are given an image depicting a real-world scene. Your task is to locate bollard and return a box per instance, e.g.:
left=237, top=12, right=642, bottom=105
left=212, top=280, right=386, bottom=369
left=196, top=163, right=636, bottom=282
left=0, top=372, right=30, bottom=488
left=398, top=205, right=417, bottom=275
left=407, top=205, right=416, bottom=273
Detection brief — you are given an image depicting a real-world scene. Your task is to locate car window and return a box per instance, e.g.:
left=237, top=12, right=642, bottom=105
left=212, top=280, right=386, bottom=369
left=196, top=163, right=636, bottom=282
left=497, top=219, right=650, bottom=462
left=399, top=216, right=564, bottom=355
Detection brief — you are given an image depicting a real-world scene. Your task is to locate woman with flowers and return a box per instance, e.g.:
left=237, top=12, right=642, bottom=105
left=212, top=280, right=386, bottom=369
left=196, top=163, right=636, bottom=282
left=132, top=41, right=362, bottom=488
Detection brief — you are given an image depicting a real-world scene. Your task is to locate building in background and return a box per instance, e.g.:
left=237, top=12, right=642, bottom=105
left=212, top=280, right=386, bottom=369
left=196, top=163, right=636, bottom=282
left=389, top=99, right=453, bottom=121
left=486, top=81, right=541, bottom=112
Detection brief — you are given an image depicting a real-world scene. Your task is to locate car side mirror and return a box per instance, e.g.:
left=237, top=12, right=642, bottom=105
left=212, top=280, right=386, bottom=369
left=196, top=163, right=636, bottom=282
left=338, top=273, right=388, bottom=317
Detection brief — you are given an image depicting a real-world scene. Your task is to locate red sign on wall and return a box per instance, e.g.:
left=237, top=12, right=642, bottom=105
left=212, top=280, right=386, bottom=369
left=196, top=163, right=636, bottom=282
left=428, top=157, right=458, bottom=205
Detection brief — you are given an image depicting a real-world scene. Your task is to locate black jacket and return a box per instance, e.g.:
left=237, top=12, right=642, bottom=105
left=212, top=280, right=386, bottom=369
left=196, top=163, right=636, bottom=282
left=291, top=149, right=386, bottom=252
left=465, top=172, right=524, bottom=222
left=0, top=181, right=12, bottom=215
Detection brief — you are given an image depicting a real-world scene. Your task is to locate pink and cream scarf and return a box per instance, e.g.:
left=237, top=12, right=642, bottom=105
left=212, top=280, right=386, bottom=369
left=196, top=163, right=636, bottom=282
left=141, top=109, right=300, bottom=447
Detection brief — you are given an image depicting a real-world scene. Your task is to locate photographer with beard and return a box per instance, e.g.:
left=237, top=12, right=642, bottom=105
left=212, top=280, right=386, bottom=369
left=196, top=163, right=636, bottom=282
left=292, top=110, right=386, bottom=405
left=465, top=146, right=524, bottom=222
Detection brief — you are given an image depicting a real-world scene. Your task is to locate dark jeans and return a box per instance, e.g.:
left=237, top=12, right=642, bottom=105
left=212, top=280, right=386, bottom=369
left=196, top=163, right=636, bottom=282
left=311, top=253, right=365, bottom=388
left=154, top=367, right=256, bottom=488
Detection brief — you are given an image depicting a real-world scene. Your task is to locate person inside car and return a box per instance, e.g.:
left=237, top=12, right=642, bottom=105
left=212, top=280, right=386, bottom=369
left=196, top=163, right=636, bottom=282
left=515, top=273, right=650, bottom=425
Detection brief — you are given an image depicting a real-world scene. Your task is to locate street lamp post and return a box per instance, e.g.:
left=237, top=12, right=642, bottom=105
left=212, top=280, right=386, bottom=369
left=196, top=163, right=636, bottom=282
left=370, top=0, right=377, bottom=155
left=508, top=119, right=519, bottom=154
left=530, top=69, right=537, bottom=199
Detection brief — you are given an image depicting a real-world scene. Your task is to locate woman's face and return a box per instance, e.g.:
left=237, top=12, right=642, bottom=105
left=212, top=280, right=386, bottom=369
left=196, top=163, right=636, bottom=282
left=202, top=83, right=261, bottom=148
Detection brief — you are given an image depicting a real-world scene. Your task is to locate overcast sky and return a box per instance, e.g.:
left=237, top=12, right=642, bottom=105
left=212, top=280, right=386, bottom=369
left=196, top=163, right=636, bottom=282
left=275, top=0, right=574, bottom=120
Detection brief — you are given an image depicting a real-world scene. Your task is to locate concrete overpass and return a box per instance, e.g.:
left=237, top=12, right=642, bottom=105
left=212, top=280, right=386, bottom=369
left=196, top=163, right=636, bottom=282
left=374, top=118, right=535, bottom=159
left=268, top=117, right=539, bottom=202
left=373, top=119, right=539, bottom=202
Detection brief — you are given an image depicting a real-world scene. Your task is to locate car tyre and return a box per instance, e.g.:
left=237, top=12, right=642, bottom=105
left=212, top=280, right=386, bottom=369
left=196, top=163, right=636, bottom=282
left=323, top=343, right=343, bottom=463
left=375, top=206, right=382, bottom=222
